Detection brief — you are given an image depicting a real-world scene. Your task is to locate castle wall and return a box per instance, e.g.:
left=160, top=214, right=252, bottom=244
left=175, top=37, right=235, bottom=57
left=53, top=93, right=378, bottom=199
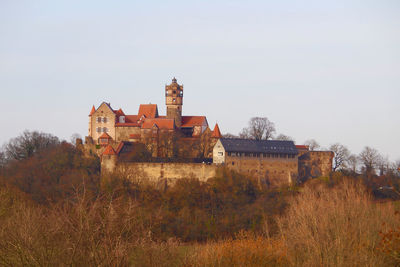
left=100, top=154, right=306, bottom=188
left=224, top=155, right=298, bottom=187
left=112, top=162, right=217, bottom=183
left=298, top=151, right=334, bottom=180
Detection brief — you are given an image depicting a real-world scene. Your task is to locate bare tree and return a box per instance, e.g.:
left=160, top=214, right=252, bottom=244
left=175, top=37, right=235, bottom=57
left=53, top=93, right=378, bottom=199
left=0, top=150, right=5, bottom=169
left=240, top=117, right=276, bottom=140
left=347, top=154, right=359, bottom=173
left=70, top=133, right=82, bottom=145
left=239, top=128, right=250, bottom=139
left=275, top=134, right=294, bottom=142
left=5, top=130, right=60, bottom=161
left=223, top=133, right=238, bottom=139
left=304, top=139, right=320, bottom=151
left=376, top=155, right=392, bottom=176
left=359, top=146, right=381, bottom=175
left=330, top=143, right=350, bottom=171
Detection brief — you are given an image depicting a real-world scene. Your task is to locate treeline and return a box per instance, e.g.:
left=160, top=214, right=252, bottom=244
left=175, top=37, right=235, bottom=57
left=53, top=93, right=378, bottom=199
left=1, top=130, right=400, bottom=266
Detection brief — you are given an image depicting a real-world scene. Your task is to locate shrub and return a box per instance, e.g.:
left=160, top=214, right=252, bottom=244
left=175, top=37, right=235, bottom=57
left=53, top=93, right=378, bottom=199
left=277, top=179, right=398, bottom=266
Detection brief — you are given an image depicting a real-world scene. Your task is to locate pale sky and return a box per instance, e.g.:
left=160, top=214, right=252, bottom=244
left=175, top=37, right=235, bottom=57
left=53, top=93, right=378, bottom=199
left=0, top=0, right=399, bottom=161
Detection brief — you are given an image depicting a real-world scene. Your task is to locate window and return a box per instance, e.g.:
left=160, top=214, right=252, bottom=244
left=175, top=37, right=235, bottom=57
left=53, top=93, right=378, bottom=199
left=97, top=117, right=101, bottom=123
left=173, top=90, right=176, bottom=94
left=228, top=152, right=231, bottom=156
left=218, top=152, right=223, bottom=156
left=103, top=117, right=107, bottom=123
left=103, top=127, right=107, bottom=133
left=96, top=127, right=101, bottom=133
left=173, top=98, right=176, bottom=103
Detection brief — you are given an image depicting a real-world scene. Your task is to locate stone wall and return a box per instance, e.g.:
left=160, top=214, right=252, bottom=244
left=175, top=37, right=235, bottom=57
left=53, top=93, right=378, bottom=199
left=298, top=151, right=334, bottom=181
left=223, top=155, right=298, bottom=187
left=103, top=161, right=217, bottom=184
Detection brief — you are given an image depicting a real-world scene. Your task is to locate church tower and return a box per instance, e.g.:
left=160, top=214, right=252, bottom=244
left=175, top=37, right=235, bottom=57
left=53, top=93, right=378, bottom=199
left=165, top=77, right=183, bottom=127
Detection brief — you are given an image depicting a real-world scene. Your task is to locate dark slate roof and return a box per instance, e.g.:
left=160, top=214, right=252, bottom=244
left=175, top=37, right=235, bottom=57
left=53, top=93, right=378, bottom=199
left=219, top=138, right=298, bottom=155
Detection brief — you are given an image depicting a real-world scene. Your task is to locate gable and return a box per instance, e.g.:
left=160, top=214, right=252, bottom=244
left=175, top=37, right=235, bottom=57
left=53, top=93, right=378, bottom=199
left=138, top=104, right=159, bottom=118
left=95, top=102, right=116, bottom=116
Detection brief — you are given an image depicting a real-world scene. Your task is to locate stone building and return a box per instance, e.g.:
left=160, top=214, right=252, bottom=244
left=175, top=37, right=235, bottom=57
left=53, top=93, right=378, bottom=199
left=213, top=138, right=299, bottom=186
left=213, top=139, right=333, bottom=186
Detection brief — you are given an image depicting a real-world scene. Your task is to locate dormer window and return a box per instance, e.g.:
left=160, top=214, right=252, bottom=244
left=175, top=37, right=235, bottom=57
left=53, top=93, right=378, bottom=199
left=119, top=116, right=125, bottom=123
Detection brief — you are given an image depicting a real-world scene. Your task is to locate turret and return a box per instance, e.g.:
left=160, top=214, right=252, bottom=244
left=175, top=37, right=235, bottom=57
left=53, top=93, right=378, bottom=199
left=165, top=77, right=183, bottom=127
left=88, top=105, right=95, bottom=137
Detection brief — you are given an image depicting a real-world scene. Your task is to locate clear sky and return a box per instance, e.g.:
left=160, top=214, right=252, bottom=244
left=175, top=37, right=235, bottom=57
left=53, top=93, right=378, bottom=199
left=0, top=0, right=399, bottom=161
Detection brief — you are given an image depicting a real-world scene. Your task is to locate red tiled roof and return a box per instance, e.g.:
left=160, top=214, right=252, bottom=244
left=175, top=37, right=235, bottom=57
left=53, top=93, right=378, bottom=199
left=181, top=116, right=207, bottom=127
left=211, top=123, right=222, bottom=138
left=99, top=132, right=112, bottom=139
left=296, top=145, right=309, bottom=150
left=141, top=118, right=174, bottom=130
left=89, top=105, right=95, bottom=116
left=102, top=145, right=116, bottom=155
left=138, top=104, right=158, bottom=118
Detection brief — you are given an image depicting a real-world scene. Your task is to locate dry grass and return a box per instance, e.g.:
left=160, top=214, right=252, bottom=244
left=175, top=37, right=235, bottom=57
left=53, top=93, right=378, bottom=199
left=277, top=179, right=399, bottom=267
left=186, top=232, right=288, bottom=267
left=1, top=178, right=399, bottom=266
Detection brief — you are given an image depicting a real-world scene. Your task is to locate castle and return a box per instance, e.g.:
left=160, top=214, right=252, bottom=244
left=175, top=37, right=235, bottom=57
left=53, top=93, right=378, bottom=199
left=86, top=78, right=221, bottom=159
left=87, top=78, right=219, bottom=145
left=84, top=78, right=333, bottom=187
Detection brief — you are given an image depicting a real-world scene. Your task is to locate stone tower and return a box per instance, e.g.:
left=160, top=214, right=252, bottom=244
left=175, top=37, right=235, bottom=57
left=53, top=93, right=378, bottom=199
left=165, top=77, right=183, bottom=127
